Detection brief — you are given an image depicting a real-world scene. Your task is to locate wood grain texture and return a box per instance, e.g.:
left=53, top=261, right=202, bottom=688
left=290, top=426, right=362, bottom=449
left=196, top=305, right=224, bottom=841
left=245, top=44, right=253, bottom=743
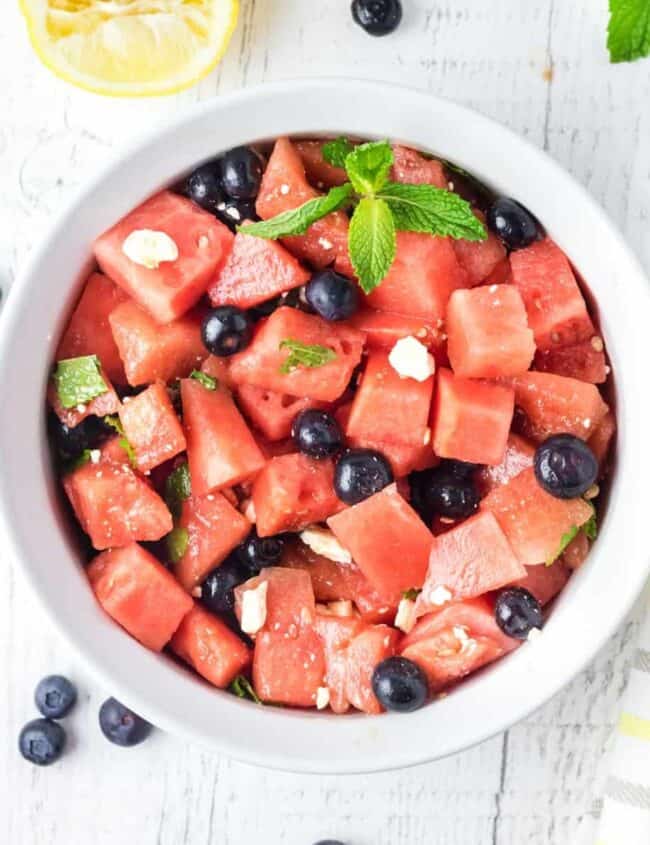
left=0, top=1, right=648, bottom=843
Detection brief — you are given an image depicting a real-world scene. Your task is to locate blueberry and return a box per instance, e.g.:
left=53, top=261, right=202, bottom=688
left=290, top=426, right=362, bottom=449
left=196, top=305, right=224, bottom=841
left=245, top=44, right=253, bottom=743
left=305, top=270, right=359, bottom=321
left=410, top=466, right=480, bottom=521
left=442, top=459, right=480, bottom=479
left=99, top=698, right=152, bottom=747
left=495, top=587, right=543, bottom=640
left=184, top=159, right=224, bottom=215
left=371, top=657, right=428, bottom=713
left=216, top=197, right=259, bottom=232
left=487, top=197, right=542, bottom=250
left=334, top=448, right=394, bottom=505
left=200, top=555, right=249, bottom=617
left=534, top=434, right=598, bottom=499
left=34, top=675, right=77, bottom=719
left=443, top=163, right=496, bottom=213
left=19, top=718, right=66, bottom=766
left=292, top=410, right=343, bottom=460
left=220, top=146, right=264, bottom=200
left=351, top=0, right=402, bottom=36
left=238, top=529, right=285, bottom=574
left=49, top=413, right=111, bottom=462
left=201, top=306, right=253, bottom=357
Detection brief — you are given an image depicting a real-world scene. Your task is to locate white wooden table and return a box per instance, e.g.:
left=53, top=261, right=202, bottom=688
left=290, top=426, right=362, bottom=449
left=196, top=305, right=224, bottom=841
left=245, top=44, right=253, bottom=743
left=1, top=2, right=649, bottom=843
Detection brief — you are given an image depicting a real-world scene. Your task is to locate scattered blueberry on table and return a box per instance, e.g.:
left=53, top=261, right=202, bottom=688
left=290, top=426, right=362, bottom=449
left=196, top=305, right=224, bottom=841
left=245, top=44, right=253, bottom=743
left=35, top=675, right=77, bottom=719
left=351, top=0, right=403, bottom=36
left=19, top=718, right=66, bottom=766
left=495, top=588, right=544, bottom=640
left=99, top=697, right=152, bottom=747
left=372, top=656, right=428, bottom=713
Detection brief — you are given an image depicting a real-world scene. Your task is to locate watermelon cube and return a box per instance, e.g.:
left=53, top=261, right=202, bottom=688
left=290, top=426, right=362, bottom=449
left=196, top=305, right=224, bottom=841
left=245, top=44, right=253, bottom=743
left=416, top=511, right=525, bottom=611
left=534, top=338, right=607, bottom=384
left=118, top=382, right=186, bottom=473
left=294, top=139, right=349, bottom=188
left=346, top=308, right=444, bottom=354
left=256, top=137, right=354, bottom=277
left=510, top=563, right=570, bottom=606
left=87, top=543, right=192, bottom=651
left=391, top=145, right=447, bottom=189
left=452, top=223, right=507, bottom=287
left=314, top=612, right=365, bottom=713
left=235, top=567, right=316, bottom=633
left=512, top=371, right=609, bottom=441
left=235, top=384, right=324, bottom=441
left=481, top=466, right=594, bottom=566
left=95, top=191, right=234, bottom=324
left=431, top=368, right=515, bottom=465
left=588, top=409, right=616, bottom=475
left=344, top=625, right=400, bottom=714
left=347, top=352, right=434, bottom=447
left=56, top=272, right=128, bottom=385
left=509, top=238, right=595, bottom=350
left=48, top=365, right=120, bottom=428
left=63, top=443, right=172, bottom=550
left=229, top=307, right=364, bottom=402
left=170, top=605, right=251, bottom=688
left=181, top=378, right=266, bottom=496
left=252, top=453, right=344, bottom=537
left=365, top=231, right=468, bottom=324
left=174, top=492, right=251, bottom=590
left=476, top=433, right=535, bottom=496
left=200, top=355, right=236, bottom=389
left=327, top=483, right=434, bottom=604
left=561, top=531, right=590, bottom=570
left=446, top=285, right=535, bottom=378
left=109, top=300, right=207, bottom=386
left=208, top=228, right=310, bottom=310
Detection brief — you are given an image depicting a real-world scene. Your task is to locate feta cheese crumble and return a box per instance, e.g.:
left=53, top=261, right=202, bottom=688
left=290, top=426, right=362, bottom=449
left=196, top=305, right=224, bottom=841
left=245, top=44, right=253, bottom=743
left=428, top=585, right=452, bottom=606
left=388, top=336, right=436, bottom=382
left=527, top=627, right=543, bottom=643
left=89, top=449, right=101, bottom=464
left=394, top=598, right=417, bottom=634
left=122, top=229, right=179, bottom=270
left=240, top=581, right=268, bottom=635
left=316, top=686, right=330, bottom=710
left=327, top=600, right=354, bottom=617
left=300, top=526, right=352, bottom=564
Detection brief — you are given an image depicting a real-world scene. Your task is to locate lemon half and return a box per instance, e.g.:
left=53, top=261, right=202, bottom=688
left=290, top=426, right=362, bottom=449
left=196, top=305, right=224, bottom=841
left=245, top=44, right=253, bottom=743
left=19, top=0, right=239, bottom=97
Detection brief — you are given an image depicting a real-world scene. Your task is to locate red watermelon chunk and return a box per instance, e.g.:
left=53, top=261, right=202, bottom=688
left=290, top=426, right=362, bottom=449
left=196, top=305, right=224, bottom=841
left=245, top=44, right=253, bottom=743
left=95, top=191, right=234, bottom=324
left=57, top=272, right=128, bottom=385
left=170, top=605, right=251, bottom=688
left=400, top=597, right=519, bottom=692
left=391, top=145, right=447, bottom=188
left=588, top=409, right=616, bottom=476
left=118, top=382, right=186, bottom=473
left=200, top=355, right=236, bottom=389
left=252, top=453, right=344, bottom=537
left=510, top=563, right=570, bottom=606
left=63, top=443, right=172, bottom=550
left=347, top=352, right=434, bottom=447
left=481, top=466, right=593, bottom=566
left=109, top=300, right=207, bottom=386
left=512, top=371, right=609, bottom=441
left=431, top=368, right=515, bottom=465
left=181, top=378, right=266, bottom=496
left=509, top=238, right=595, bottom=350
left=415, top=511, right=525, bottom=612
left=174, top=492, right=251, bottom=591
left=87, top=543, right=192, bottom=651
left=327, top=483, right=433, bottom=604
left=314, top=612, right=365, bottom=713
left=345, top=625, right=400, bottom=714
left=485, top=257, right=513, bottom=286
left=235, top=567, right=316, bottom=634
left=48, top=365, right=120, bottom=428
left=365, top=232, right=468, bottom=323
left=236, top=384, right=324, bottom=441
left=561, top=531, right=590, bottom=570
left=294, top=139, right=349, bottom=188
left=534, top=338, right=608, bottom=384
left=229, top=306, right=364, bottom=402
left=346, top=308, right=444, bottom=354
left=446, top=285, right=535, bottom=378
left=256, top=137, right=354, bottom=277
left=208, top=228, right=310, bottom=310
left=452, top=223, right=507, bottom=287
left=476, top=433, right=535, bottom=496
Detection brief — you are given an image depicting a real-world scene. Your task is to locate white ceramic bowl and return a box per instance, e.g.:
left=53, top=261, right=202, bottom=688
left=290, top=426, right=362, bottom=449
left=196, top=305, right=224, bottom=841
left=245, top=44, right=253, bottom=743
left=1, top=79, right=649, bottom=774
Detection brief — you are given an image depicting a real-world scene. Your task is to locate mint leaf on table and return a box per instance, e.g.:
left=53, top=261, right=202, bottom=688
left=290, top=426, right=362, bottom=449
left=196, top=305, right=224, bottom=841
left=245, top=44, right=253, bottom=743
left=349, top=197, right=396, bottom=294
left=53, top=355, right=107, bottom=409
left=190, top=369, right=217, bottom=390
left=238, top=184, right=353, bottom=239
left=607, top=0, right=650, bottom=63
left=103, top=415, right=138, bottom=468
left=166, top=526, right=189, bottom=564
left=164, top=462, right=191, bottom=520
left=322, top=136, right=355, bottom=168
left=230, top=675, right=262, bottom=704
left=278, top=339, right=337, bottom=374
left=345, top=140, right=394, bottom=195
left=378, top=182, right=487, bottom=241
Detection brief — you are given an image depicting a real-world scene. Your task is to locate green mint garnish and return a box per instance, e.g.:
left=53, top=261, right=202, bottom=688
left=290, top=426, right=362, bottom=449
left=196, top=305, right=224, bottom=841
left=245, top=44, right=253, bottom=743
left=403, top=588, right=421, bottom=601
left=53, top=355, right=108, bottom=409
left=229, top=675, right=262, bottom=704
left=164, top=462, right=191, bottom=520
left=190, top=370, right=217, bottom=390
left=278, top=339, right=337, bottom=374
left=546, top=525, right=579, bottom=567
left=608, top=0, right=650, bottom=63
left=240, top=184, right=353, bottom=240
left=166, top=526, right=189, bottom=564
left=322, top=136, right=355, bottom=168
left=242, top=139, right=486, bottom=295
left=103, top=415, right=138, bottom=468
left=583, top=510, right=598, bottom=541
left=63, top=449, right=93, bottom=474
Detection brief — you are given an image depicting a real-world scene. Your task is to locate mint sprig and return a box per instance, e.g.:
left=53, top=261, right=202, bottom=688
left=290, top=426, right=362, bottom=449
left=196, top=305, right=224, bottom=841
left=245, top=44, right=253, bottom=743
left=166, top=526, right=189, bottom=564
left=164, top=462, right=191, bottom=520
left=278, top=339, right=337, bottom=374
left=241, top=140, right=486, bottom=295
left=190, top=370, right=217, bottom=390
left=53, top=355, right=108, bottom=409
left=103, top=415, right=138, bottom=468
left=230, top=675, right=262, bottom=704
left=608, top=0, right=650, bottom=63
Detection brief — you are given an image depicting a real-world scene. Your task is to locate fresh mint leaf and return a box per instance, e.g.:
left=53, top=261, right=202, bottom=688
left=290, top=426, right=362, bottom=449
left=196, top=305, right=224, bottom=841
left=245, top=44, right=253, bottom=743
left=378, top=182, right=487, bottom=241
left=345, top=140, right=394, bottom=195
left=190, top=370, right=217, bottom=390
left=546, top=525, right=579, bottom=567
left=322, top=136, right=354, bottom=168
left=239, top=184, right=353, bottom=240
left=103, top=415, right=137, bottom=468
left=164, top=462, right=191, bottom=520
left=230, top=675, right=262, bottom=704
left=608, top=0, right=650, bottom=63
left=166, top=526, right=189, bottom=564
left=63, top=449, right=93, bottom=474
left=348, top=197, right=396, bottom=294
left=403, top=588, right=421, bottom=601
left=582, top=511, right=598, bottom=541
left=53, top=355, right=107, bottom=409
left=278, top=339, right=337, bottom=374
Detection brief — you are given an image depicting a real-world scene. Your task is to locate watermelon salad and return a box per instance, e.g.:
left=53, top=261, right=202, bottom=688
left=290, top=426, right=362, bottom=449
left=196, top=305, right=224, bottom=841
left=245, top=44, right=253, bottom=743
left=48, top=137, right=615, bottom=716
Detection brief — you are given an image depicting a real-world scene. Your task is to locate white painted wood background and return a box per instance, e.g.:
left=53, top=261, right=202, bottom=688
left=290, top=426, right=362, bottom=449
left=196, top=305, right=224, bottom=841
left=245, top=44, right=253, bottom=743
left=1, top=1, right=649, bottom=843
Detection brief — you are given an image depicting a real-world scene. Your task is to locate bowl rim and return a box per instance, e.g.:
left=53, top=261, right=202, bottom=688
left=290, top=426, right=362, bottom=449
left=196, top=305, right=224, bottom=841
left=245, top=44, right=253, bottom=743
left=1, top=78, right=649, bottom=774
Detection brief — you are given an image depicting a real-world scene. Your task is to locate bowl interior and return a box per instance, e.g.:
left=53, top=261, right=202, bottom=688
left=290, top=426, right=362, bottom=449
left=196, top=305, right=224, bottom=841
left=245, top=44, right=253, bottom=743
left=1, top=79, right=649, bottom=773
